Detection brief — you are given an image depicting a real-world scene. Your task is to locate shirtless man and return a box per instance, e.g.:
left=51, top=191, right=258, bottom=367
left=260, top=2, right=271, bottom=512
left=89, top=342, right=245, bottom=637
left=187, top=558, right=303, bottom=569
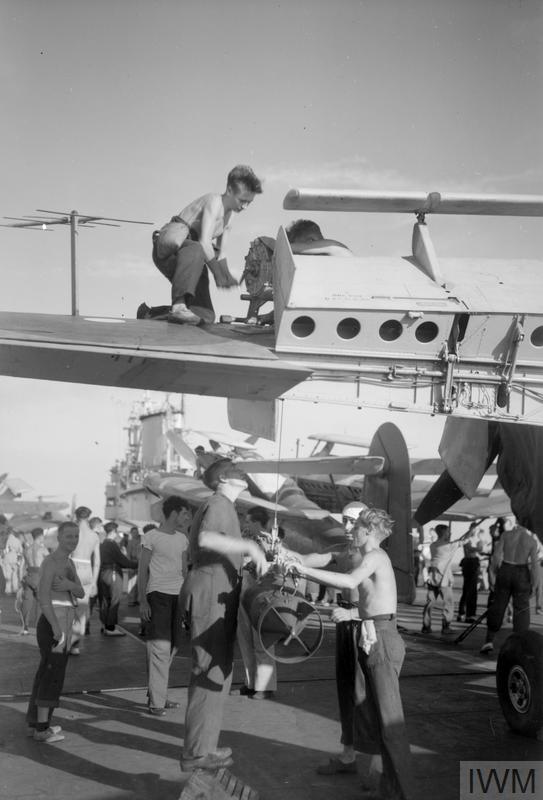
left=480, top=516, right=540, bottom=654
left=286, top=219, right=353, bottom=257
left=70, top=506, right=100, bottom=655
left=149, top=165, right=263, bottom=325
left=17, top=527, right=49, bottom=634
left=290, top=507, right=413, bottom=800
left=26, top=521, right=84, bottom=743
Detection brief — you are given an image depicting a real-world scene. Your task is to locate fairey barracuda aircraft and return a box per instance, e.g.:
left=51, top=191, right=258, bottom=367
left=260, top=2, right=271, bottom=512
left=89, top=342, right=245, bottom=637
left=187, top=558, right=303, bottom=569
left=1, top=188, right=542, bottom=734
left=0, top=473, right=69, bottom=517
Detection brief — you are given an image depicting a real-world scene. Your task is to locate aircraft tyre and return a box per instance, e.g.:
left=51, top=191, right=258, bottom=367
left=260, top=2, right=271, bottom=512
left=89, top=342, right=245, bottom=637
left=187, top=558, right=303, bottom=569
left=496, top=631, right=543, bottom=738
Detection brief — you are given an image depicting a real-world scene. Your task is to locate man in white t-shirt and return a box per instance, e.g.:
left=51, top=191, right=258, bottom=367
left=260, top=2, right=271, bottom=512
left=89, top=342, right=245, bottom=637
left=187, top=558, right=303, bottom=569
left=138, top=496, right=191, bottom=715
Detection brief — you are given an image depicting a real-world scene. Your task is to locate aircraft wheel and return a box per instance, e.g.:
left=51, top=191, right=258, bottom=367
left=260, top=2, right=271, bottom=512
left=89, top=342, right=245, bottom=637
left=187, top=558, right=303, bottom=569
left=496, top=631, right=543, bottom=738
left=256, top=596, right=324, bottom=664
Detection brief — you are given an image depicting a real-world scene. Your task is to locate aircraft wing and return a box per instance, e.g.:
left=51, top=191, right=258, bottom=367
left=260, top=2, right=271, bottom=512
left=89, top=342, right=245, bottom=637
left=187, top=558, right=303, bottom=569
left=144, top=472, right=291, bottom=515
left=2, top=476, right=36, bottom=496
left=144, top=472, right=342, bottom=538
left=414, top=421, right=543, bottom=539
left=0, top=312, right=310, bottom=401
left=0, top=499, right=69, bottom=514
left=235, top=455, right=384, bottom=476
left=307, top=433, right=370, bottom=449
left=4, top=514, right=63, bottom=532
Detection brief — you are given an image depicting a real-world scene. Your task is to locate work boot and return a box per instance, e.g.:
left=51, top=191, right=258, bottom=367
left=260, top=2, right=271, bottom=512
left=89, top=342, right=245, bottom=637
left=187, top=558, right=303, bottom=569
left=147, top=707, right=166, bottom=717
left=316, top=757, right=357, bottom=775
left=137, top=302, right=151, bottom=319
left=34, top=728, right=65, bottom=744
left=230, top=685, right=255, bottom=697
left=167, top=303, right=201, bottom=325
left=249, top=691, right=275, bottom=700
left=181, top=751, right=234, bottom=772
left=27, top=725, right=62, bottom=738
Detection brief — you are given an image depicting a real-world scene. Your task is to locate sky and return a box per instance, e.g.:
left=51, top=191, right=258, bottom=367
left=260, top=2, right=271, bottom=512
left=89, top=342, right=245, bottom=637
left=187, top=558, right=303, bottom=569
left=1, top=0, right=542, bottom=516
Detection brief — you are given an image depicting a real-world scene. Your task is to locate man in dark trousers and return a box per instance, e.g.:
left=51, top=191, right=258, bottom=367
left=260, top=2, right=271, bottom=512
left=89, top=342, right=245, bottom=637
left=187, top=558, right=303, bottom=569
left=180, top=459, right=268, bottom=772
left=481, top=516, right=540, bottom=654
left=457, top=523, right=480, bottom=623
left=98, top=522, right=137, bottom=637
left=138, top=496, right=191, bottom=715
left=290, top=507, right=414, bottom=800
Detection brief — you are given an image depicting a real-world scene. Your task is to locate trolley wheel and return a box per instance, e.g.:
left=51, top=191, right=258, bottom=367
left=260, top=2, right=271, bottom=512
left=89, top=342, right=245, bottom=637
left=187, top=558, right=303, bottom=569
left=256, top=596, right=324, bottom=664
left=496, top=631, right=543, bottom=738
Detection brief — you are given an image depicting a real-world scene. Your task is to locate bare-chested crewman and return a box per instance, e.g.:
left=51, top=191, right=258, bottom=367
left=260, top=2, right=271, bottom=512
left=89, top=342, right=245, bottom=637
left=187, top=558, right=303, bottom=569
left=289, top=507, right=413, bottom=800
left=480, top=516, right=540, bottom=654
left=70, top=506, right=100, bottom=655
left=17, top=527, right=49, bottom=634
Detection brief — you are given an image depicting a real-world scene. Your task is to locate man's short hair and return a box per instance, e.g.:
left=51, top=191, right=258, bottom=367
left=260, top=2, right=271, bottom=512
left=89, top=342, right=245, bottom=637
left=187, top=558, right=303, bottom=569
left=58, top=521, right=78, bottom=537
left=162, top=495, right=190, bottom=519
left=356, top=507, right=394, bottom=541
left=104, top=521, right=118, bottom=535
left=435, top=524, right=449, bottom=538
left=202, top=459, right=248, bottom=491
left=31, top=527, right=44, bottom=539
left=89, top=516, right=102, bottom=529
left=75, top=506, right=92, bottom=520
left=286, top=219, right=323, bottom=243
left=142, top=523, right=156, bottom=534
left=227, top=165, right=262, bottom=194
left=247, top=506, right=270, bottom=528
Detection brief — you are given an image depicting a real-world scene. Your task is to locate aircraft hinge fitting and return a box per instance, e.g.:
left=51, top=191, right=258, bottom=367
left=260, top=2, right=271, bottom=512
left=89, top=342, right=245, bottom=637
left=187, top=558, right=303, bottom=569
left=440, top=343, right=458, bottom=414
left=386, top=365, right=402, bottom=381
left=497, top=316, right=525, bottom=408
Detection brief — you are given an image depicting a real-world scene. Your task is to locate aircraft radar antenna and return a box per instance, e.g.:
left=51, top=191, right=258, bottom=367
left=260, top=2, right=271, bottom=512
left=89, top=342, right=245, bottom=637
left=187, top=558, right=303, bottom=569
left=2, top=208, right=153, bottom=315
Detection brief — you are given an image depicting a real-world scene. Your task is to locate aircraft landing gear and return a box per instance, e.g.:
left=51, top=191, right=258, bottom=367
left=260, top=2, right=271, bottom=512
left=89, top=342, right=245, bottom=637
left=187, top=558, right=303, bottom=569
left=496, top=631, right=543, bottom=738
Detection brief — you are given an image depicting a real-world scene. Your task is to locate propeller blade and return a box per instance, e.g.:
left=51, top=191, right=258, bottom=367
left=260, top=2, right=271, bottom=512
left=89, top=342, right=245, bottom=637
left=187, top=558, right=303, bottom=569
left=234, top=455, right=385, bottom=476
left=166, top=431, right=198, bottom=468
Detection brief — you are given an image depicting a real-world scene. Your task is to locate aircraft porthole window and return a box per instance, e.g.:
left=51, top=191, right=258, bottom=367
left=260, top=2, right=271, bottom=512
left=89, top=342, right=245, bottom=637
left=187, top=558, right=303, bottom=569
left=291, top=316, right=315, bottom=338
left=530, top=326, right=543, bottom=347
left=379, top=319, right=403, bottom=341
left=337, top=318, right=361, bottom=340
left=415, top=321, right=439, bottom=343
